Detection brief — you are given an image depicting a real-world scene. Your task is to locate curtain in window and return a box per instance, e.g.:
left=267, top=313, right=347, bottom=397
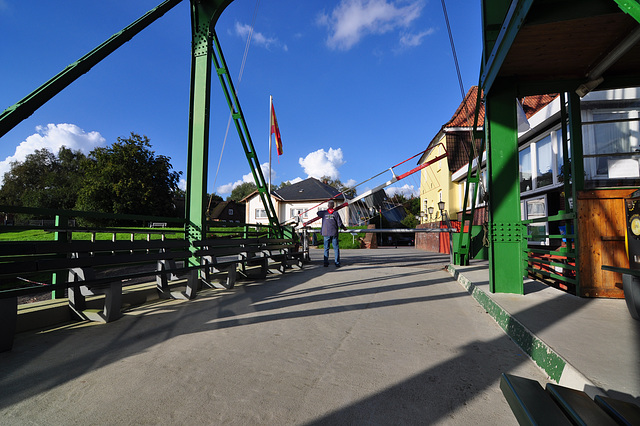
left=535, top=135, right=553, bottom=188
left=592, top=111, right=639, bottom=176
left=519, top=147, right=532, bottom=192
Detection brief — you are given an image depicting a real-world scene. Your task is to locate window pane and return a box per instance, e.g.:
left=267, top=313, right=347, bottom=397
left=535, top=135, right=553, bottom=188
left=556, top=130, right=565, bottom=183
left=592, top=111, right=639, bottom=176
left=519, top=146, right=532, bottom=192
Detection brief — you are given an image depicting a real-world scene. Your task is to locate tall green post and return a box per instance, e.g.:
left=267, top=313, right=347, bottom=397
left=185, top=0, right=232, bottom=269
left=486, top=81, right=523, bottom=294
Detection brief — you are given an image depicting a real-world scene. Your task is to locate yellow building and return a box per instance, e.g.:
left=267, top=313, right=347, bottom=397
left=418, top=87, right=484, bottom=225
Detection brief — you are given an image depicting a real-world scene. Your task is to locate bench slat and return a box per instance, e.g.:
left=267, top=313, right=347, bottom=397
left=595, top=395, right=640, bottom=425
left=500, top=374, right=572, bottom=426
left=546, top=383, right=617, bottom=426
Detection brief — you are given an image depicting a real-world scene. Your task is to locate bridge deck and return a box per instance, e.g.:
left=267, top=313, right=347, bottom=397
left=1, top=248, right=632, bottom=424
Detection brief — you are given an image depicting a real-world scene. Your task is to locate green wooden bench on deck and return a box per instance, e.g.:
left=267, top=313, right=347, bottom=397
left=500, top=373, right=640, bottom=425
left=260, top=237, right=305, bottom=274
left=0, top=237, right=191, bottom=348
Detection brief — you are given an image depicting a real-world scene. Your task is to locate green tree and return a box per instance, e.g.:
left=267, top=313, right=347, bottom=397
left=401, top=213, right=418, bottom=228
left=228, top=182, right=257, bottom=201
left=75, top=133, right=181, bottom=218
left=276, top=180, right=293, bottom=189
left=0, top=146, right=86, bottom=209
left=320, top=175, right=356, bottom=198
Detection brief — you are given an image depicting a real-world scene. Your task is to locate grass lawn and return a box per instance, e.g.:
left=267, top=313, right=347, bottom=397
left=0, top=228, right=185, bottom=242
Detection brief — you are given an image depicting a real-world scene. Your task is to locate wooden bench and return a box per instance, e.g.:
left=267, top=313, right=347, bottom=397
left=1, top=239, right=190, bottom=320
left=0, top=238, right=190, bottom=351
left=0, top=233, right=307, bottom=352
left=260, top=238, right=304, bottom=273
left=500, top=373, right=640, bottom=425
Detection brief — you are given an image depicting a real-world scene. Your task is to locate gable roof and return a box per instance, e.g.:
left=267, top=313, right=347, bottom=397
left=239, top=190, right=281, bottom=204
left=208, top=200, right=244, bottom=219
left=273, top=177, right=345, bottom=202
left=444, top=86, right=558, bottom=129
left=419, top=86, right=559, bottom=169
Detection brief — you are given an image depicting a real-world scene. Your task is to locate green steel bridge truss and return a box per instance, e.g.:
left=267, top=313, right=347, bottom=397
left=0, top=0, right=284, bottom=271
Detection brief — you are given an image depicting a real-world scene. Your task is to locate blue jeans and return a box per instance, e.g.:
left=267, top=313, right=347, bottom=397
left=323, top=235, right=340, bottom=265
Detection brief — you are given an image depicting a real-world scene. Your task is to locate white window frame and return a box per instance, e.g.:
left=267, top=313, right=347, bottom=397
left=290, top=208, right=308, bottom=219
left=521, top=195, right=549, bottom=246
left=582, top=108, right=640, bottom=181
left=255, top=209, right=267, bottom=219
left=519, top=126, right=565, bottom=196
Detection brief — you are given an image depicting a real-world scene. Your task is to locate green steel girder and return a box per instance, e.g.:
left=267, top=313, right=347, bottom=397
left=615, top=0, right=640, bottom=23
left=454, top=76, right=485, bottom=266
left=210, top=31, right=283, bottom=236
left=481, top=0, right=534, bottom=95
left=0, top=0, right=184, bottom=139
left=486, top=82, right=524, bottom=295
left=185, top=0, right=234, bottom=266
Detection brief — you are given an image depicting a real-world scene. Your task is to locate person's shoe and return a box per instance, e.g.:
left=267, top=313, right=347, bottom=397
left=335, top=263, right=341, bottom=267
left=324, top=263, right=329, bottom=267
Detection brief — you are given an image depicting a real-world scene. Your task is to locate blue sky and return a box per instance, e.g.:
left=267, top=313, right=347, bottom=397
left=0, top=0, right=482, bottom=198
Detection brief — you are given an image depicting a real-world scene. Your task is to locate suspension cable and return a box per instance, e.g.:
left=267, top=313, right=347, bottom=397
left=210, top=0, right=261, bottom=199
left=440, top=0, right=487, bottom=203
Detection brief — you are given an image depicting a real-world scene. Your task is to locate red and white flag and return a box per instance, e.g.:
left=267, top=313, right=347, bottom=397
left=270, top=103, right=283, bottom=156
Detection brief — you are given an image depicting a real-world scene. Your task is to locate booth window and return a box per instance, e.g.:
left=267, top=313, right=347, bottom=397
left=519, top=127, right=566, bottom=196
left=521, top=195, right=548, bottom=245
left=583, top=108, right=640, bottom=181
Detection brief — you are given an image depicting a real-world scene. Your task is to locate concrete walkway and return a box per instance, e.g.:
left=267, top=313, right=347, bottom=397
left=448, top=259, right=640, bottom=404
left=0, top=248, right=636, bottom=424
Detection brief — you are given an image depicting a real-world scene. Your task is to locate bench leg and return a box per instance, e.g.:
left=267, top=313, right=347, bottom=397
left=203, top=265, right=237, bottom=290
left=68, top=267, right=122, bottom=323
left=622, top=274, right=640, bottom=320
left=185, top=270, right=201, bottom=299
left=68, top=268, right=89, bottom=314
left=0, top=297, right=17, bottom=352
left=156, top=261, right=189, bottom=300
left=100, top=282, right=122, bottom=322
left=240, top=254, right=268, bottom=279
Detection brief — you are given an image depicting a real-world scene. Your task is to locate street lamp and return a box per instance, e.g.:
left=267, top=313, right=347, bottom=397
left=428, top=206, right=434, bottom=221
left=438, top=201, right=446, bottom=223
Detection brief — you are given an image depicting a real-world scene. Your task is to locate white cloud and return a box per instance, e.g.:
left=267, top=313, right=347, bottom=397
left=217, top=162, right=274, bottom=195
left=298, top=148, right=345, bottom=180
left=234, top=21, right=283, bottom=50
left=386, top=183, right=418, bottom=198
left=178, top=178, right=187, bottom=191
left=318, top=0, right=425, bottom=50
left=344, top=178, right=357, bottom=189
left=0, top=123, right=105, bottom=182
left=399, top=28, right=434, bottom=48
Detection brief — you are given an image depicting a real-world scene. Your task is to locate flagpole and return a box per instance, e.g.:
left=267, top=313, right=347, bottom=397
left=269, top=95, right=272, bottom=195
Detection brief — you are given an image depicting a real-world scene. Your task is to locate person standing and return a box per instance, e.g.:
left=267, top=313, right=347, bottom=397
left=317, top=200, right=347, bottom=267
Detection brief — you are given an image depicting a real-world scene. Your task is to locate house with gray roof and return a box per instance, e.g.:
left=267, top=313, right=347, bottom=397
left=242, top=177, right=352, bottom=227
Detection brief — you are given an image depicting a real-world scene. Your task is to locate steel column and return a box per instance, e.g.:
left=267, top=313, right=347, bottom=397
left=567, top=91, right=584, bottom=295
left=486, top=82, right=523, bottom=294
left=185, top=0, right=233, bottom=268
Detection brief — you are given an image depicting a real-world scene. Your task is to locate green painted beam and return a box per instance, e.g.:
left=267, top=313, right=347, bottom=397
left=0, top=0, right=184, bottom=139
left=486, top=82, right=523, bottom=294
left=481, top=0, right=534, bottom=95
left=567, top=92, right=584, bottom=296
left=615, top=0, right=640, bottom=23
left=185, top=0, right=234, bottom=267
